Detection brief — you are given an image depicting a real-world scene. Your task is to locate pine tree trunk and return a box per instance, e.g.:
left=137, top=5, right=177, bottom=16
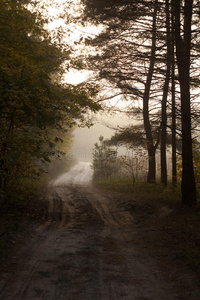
left=143, top=0, right=158, bottom=183
left=161, top=0, right=171, bottom=187
left=171, top=52, right=177, bottom=186
left=173, top=0, right=196, bottom=205
left=171, top=5, right=177, bottom=186
left=147, top=146, right=156, bottom=183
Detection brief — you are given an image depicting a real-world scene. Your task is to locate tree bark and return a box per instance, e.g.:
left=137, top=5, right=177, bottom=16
left=161, top=0, right=171, bottom=187
left=171, top=4, right=177, bottom=186
left=171, top=48, right=177, bottom=186
left=143, top=0, right=158, bottom=183
left=173, top=0, right=196, bottom=205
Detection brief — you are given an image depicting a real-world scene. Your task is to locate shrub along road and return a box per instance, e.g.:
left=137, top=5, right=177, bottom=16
left=0, top=162, right=200, bottom=299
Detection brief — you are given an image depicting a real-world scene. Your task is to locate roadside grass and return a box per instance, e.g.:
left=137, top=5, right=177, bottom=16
left=95, top=177, right=182, bottom=203
left=173, top=211, right=200, bottom=273
left=0, top=157, right=77, bottom=246
left=95, top=177, right=135, bottom=193
left=0, top=174, right=51, bottom=250
left=95, top=176, right=200, bottom=273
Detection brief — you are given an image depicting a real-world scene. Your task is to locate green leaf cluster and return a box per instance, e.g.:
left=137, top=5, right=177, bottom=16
left=0, top=0, right=100, bottom=198
left=92, top=135, right=118, bottom=180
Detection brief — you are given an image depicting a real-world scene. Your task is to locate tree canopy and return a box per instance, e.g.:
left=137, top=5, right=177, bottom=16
left=80, top=0, right=200, bottom=205
left=0, top=0, right=100, bottom=197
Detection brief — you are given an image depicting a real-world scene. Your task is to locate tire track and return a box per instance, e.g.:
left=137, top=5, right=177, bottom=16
left=1, top=163, right=200, bottom=299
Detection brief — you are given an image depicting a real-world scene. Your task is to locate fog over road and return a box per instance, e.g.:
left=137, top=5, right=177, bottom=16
left=53, top=162, right=93, bottom=186
left=1, top=162, right=200, bottom=299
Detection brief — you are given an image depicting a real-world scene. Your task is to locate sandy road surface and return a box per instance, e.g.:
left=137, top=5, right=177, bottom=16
left=1, top=162, right=200, bottom=299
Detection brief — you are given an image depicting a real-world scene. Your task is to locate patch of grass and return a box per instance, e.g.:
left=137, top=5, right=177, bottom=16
left=94, top=177, right=181, bottom=204
left=172, top=211, right=200, bottom=272
left=0, top=161, right=78, bottom=250
left=0, top=216, right=21, bottom=250
left=95, top=177, right=134, bottom=193
left=95, top=176, right=200, bottom=272
left=0, top=176, right=48, bottom=249
left=134, top=182, right=182, bottom=204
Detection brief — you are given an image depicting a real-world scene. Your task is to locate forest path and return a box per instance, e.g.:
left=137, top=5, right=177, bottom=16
left=0, top=162, right=200, bottom=299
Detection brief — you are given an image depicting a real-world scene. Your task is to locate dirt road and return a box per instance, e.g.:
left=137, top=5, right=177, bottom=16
left=0, top=162, right=200, bottom=299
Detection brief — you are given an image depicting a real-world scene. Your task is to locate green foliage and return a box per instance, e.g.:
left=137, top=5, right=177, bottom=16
left=95, top=177, right=134, bottom=193
left=177, top=141, right=200, bottom=188
left=119, top=148, right=148, bottom=186
left=192, top=142, right=200, bottom=185
left=80, top=0, right=147, bottom=25
left=95, top=176, right=182, bottom=203
left=107, top=125, right=146, bottom=148
left=92, top=135, right=118, bottom=180
left=0, top=0, right=100, bottom=210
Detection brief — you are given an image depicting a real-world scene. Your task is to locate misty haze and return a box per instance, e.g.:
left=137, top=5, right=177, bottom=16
left=70, top=111, right=132, bottom=162
left=1, top=1, right=200, bottom=299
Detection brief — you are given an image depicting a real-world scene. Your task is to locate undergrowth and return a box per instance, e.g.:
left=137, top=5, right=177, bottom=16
left=95, top=177, right=182, bottom=204
left=0, top=157, right=77, bottom=244
left=0, top=176, right=47, bottom=249
left=94, top=176, right=200, bottom=272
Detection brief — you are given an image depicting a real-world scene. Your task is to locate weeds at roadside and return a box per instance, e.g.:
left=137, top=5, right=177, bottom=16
left=0, top=176, right=48, bottom=250
left=94, top=176, right=200, bottom=273
left=95, top=177, right=182, bottom=204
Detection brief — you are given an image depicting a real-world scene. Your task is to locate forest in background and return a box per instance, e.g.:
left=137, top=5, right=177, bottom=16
left=79, top=0, right=200, bottom=206
left=0, top=0, right=100, bottom=224
left=1, top=0, right=200, bottom=232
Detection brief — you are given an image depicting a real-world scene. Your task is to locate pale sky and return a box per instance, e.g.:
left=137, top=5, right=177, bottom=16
left=38, top=0, right=140, bottom=163
left=40, top=0, right=101, bottom=85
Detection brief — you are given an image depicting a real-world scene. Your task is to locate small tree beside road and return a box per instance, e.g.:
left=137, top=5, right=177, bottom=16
left=119, top=148, right=148, bottom=187
left=92, top=136, right=118, bottom=180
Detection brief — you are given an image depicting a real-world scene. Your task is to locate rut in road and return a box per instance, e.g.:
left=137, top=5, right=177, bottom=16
left=0, top=162, right=200, bottom=300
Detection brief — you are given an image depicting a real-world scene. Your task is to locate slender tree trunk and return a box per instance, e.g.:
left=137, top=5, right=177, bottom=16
left=161, top=0, right=171, bottom=187
left=147, top=146, right=156, bottom=183
left=173, top=0, right=196, bottom=205
left=143, top=0, right=158, bottom=183
left=171, top=4, right=177, bottom=186
left=171, top=45, right=177, bottom=186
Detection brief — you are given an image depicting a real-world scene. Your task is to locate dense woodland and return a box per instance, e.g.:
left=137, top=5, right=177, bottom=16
left=0, top=0, right=200, bottom=222
left=79, top=0, right=200, bottom=206
left=0, top=0, right=99, bottom=216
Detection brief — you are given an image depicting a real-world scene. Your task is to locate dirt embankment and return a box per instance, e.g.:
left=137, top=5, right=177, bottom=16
left=0, top=162, right=200, bottom=300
